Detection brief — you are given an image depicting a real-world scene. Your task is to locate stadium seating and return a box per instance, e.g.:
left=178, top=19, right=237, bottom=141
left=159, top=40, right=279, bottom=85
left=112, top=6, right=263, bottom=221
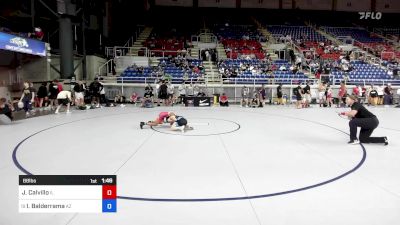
left=220, top=59, right=308, bottom=84
left=330, top=61, right=400, bottom=85
left=117, top=58, right=204, bottom=84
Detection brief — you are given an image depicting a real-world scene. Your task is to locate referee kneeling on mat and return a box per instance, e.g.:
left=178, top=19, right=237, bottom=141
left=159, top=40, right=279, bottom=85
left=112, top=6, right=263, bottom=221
left=339, top=94, right=388, bottom=145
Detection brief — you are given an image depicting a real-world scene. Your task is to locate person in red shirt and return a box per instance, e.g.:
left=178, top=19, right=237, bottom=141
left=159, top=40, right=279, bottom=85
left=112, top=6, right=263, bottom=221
left=352, top=86, right=359, bottom=96
left=140, top=112, right=175, bottom=129
left=337, top=81, right=347, bottom=108
left=219, top=93, right=229, bottom=107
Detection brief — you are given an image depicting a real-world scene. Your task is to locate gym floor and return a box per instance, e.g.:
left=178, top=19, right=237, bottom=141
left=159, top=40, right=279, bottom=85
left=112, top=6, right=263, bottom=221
left=1, top=105, right=399, bottom=225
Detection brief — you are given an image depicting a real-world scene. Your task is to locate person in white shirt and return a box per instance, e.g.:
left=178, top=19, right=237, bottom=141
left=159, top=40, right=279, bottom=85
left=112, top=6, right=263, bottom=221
left=55, top=91, right=72, bottom=114
left=167, top=82, right=175, bottom=106
left=178, top=82, right=186, bottom=104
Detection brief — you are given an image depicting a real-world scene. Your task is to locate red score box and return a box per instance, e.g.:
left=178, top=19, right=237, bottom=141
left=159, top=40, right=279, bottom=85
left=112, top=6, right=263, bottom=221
left=102, top=185, right=117, bottom=199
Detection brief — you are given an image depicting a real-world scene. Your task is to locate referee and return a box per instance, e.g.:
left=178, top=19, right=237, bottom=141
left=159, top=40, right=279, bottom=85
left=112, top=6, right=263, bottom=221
left=339, top=95, right=388, bottom=145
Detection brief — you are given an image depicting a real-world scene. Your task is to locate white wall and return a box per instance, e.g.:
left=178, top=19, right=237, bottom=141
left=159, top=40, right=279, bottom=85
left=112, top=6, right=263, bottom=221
left=49, top=55, right=106, bottom=81
left=0, top=67, right=13, bottom=101
left=241, top=0, right=279, bottom=9
left=336, top=0, right=371, bottom=12
left=376, top=0, right=400, bottom=13
left=18, top=57, right=50, bottom=82
left=86, top=55, right=107, bottom=80
left=198, top=0, right=236, bottom=8
left=155, top=0, right=193, bottom=7
left=296, top=0, right=332, bottom=10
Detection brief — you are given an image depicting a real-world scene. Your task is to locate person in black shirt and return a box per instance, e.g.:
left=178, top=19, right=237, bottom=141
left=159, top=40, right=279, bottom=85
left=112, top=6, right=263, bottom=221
left=73, top=81, right=86, bottom=108
left=339, top=95, right=388, bottom=145
left=159, top=81, right=168, bottom=106
left=48, top=80, right=59, bottom=110
left=277, top=84, right=283, bottom=105
left=303, top=81, right=311, bottom=108
left=294, top=84, right=303, bottom=109
left=19, top=82, right=35, bottom=116
left=89, top=78, right=102, bottom=107
left=37, top=82, right=48, bottom=107
left=142, top=85, right=154, bottom=107
left=383, top=83, right=393, bottom=105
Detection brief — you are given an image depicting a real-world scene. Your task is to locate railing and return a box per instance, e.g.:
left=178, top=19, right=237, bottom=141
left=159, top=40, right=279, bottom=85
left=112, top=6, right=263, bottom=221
left=98, top=58, right=114, bottom=76
left=148, top=49, right=188, bottom=58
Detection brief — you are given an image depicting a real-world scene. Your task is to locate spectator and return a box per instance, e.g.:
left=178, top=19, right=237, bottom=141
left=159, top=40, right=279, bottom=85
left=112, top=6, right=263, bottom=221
left=155, top=80, right=162, bottom=106
left=187, top=83, right=194, bottom=97
left=142, top=86, right=154, bottom=108
left=159, top=80, right=169, bottom=106
left=37, top=82, right=48, bottom=108
left=241, top=86, right=250, bottom=107
left=167, top=81, right=175, bottom=106
left=277, top=84, right=283, bottom=105
left=89, top=78, right=102, bottom=108
left=326, top=85, right=333, bottom=107
left=48, top=80, right=60, bottom=110
left=130, top=92, right=138, bottom=105
left=114, top=95, right=126, bottom=104
left=99, top=78, right=107, bottom=106
left=384, top=83, right=393, bottom=105
left=259, top=84, right=266, bottom=106
left=338, top=81, right=347, bottom=108
left=197, top=88, right=206, bottom=97
left=377, top=85, right=384, bottom=105
left=251, top=90, right=260, bottom=108
left=73, top=81, right=86, bottom=108
left=294, top=84, right=303, bottom=109
left=318, top=81, right=327, bottom=107
left=19, top=82, right=35, bottom=117
left=303, top=81, right=311, bottom=108
left=55, top=91, right=72, bottom=114
left=369, top=85, right=378, bottom=106
left=219, top=93, right=229, bottom=107
left=178, top=82, right=186, bottom=104
left=0, top=97, right=14, bottom=124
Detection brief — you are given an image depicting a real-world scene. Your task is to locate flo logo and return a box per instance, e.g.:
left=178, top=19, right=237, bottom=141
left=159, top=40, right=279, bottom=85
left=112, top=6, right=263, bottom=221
left=10, top=37, right=29, bottom=48
left=359, top=12, right=382, bottom=20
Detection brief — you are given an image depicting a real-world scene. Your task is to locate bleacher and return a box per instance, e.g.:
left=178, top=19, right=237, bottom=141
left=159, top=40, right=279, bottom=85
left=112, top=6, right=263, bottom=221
left=330, top=61, right=400, bottom=85
left=117, top=58, right=204, bottom=84
left=324, top=27, right=383, bottom=43
left=267, top=25, right=326, bottom=42
left=221, top=59, right=308, bottom=84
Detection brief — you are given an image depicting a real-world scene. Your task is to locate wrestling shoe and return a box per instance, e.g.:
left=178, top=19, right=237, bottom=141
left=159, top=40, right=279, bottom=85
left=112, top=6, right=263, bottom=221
left=180, top=126, right=185, bottom=133
left=140, top=122, right=145, bottom=129
left=384, top=137, right=389, bottom=146
left=348, top=139, right=360, bottom=145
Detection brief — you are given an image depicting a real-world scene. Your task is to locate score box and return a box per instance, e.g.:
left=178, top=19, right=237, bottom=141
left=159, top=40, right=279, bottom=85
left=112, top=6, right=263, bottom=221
left=19, top=175, right=117, bottom=213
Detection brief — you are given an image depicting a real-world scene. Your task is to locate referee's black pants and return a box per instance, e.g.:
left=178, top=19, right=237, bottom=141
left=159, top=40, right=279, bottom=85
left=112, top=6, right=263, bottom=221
left=349, top=117, right=385, bottom=143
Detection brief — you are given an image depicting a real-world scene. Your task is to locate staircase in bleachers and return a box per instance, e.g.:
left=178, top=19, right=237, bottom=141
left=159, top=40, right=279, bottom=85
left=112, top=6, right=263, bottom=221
left=129, top=27, right=153, bottom=56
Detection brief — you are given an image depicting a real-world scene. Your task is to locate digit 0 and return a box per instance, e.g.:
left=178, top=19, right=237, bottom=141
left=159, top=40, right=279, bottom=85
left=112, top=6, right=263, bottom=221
left=107, top=190, right=112, bottom=195
left=107, top=204, right=112, bottom=209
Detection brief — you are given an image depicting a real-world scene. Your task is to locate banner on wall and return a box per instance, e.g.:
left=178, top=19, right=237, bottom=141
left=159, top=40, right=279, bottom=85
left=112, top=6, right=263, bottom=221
left=0, top=32, right=46, bottom=57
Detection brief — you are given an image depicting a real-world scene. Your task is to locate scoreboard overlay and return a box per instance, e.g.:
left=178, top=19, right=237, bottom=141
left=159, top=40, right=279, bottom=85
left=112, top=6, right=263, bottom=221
left=19, top=175, right=117, bottom=213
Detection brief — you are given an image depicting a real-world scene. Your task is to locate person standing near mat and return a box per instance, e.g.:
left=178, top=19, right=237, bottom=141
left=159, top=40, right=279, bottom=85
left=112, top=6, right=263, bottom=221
left=55, top=90, right=72, bottom=114
left=140, top=111, right=175, bottom=129
left=339, top=95, right=388, bottom=145
left=19, top=81, right=35, bottom=117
